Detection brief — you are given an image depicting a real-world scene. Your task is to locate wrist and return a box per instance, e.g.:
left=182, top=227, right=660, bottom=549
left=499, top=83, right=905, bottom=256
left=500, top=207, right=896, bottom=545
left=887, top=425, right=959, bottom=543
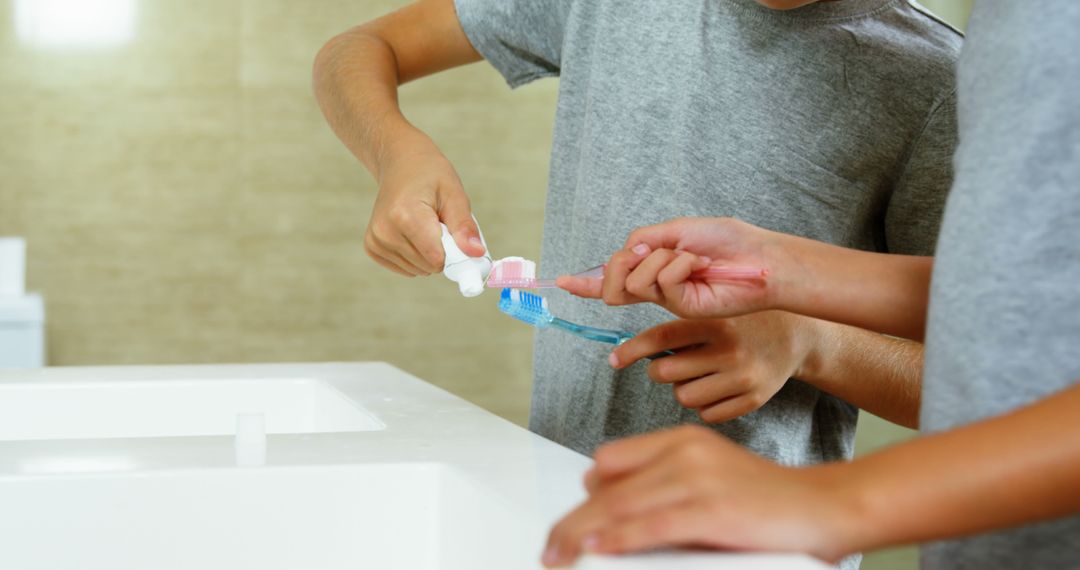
left=791, top=316, right=836, bottom=388
left=761, top=229, right=813, bottom=314
left=370, top=118, right=427, bottom=180
left=805, top=461, right=881, bottom=562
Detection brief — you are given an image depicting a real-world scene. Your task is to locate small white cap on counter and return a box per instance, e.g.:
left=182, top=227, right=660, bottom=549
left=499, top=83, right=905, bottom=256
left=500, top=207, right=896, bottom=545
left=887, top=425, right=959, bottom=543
left=235, top=413, right=267, bottom=467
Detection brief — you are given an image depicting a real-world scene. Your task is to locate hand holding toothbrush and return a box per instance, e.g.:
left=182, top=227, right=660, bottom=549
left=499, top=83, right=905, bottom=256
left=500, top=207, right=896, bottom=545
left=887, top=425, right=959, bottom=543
left=558, top=217, right=933, bottom=340
left=609, top=312, right=818, bottom=423
left=557, top=217, right=781, bottom=319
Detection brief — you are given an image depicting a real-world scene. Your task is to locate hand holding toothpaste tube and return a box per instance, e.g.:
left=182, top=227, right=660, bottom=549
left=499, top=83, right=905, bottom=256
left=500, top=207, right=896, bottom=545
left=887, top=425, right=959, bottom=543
left=363, top=129, right=486, bottom=277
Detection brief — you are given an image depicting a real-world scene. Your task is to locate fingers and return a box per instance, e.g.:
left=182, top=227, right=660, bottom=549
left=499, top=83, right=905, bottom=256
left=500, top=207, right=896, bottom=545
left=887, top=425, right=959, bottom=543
left=437, top=187, right=486, bottom=257
left=610, top=320, right=714, bottom=369
left=590, top=425, right=713, bottom=483
left=656, top=251, right=711, bottom=304
left=403, top=211, right=447, bottom=272
left=367, top=202, right=444, bottom=274
left=364, top=233, right=426, bottom=276
left=623, top=248, right=681, bottom=303
left=697, top=393, right=766, bottom=423
left=556, top=275, right=603, bottom=298
left=647, top=347, right=730, bottom=384
left=544, top=452, right=691, bottom=566
left=374, top=230, right=440, bottom=274
left=600, top=244, right=653, bottom=305
left=622, top=219, right=689, bottom=252
left=544, top=426, right=733, bottom=566
left=602, top=246, right=710, bottom=313
left=367, top=250, right=417, bottom=277
left=584, top=502, right=716, bottom=557
left=672, top=374, right=747, bottom=410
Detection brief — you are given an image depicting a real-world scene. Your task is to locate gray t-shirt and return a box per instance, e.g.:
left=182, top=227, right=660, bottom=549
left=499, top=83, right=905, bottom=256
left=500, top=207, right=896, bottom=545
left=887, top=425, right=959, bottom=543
left=456, top=0, right=960, bottom=463
left=921, top=1, right=1080, bottom=568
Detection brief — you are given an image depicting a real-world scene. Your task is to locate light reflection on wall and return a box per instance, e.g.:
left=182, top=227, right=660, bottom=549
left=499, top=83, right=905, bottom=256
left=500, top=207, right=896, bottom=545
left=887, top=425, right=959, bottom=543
left=15, top=0, right=136, bottom=48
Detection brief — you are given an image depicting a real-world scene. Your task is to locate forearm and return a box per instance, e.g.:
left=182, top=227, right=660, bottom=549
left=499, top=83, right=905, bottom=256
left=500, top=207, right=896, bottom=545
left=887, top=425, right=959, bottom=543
left=313, top=28, right=414, bottom=178
left=831, top=382, right=1080, bottom=557
left=770, top=232, right=933, bottom=340
left=798, top=319, right=922, bottom=428
left=312, top=0, right=482, bottom=179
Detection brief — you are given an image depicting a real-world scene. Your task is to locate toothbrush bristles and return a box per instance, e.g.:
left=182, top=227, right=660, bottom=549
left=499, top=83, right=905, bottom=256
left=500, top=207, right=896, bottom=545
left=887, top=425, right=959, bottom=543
left=498, top=288, right=552, bottom=327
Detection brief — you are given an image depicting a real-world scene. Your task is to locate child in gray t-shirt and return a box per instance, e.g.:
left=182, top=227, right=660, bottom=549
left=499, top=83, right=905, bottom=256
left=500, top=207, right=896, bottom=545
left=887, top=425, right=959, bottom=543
left=313, top=0, right=961, bottom=469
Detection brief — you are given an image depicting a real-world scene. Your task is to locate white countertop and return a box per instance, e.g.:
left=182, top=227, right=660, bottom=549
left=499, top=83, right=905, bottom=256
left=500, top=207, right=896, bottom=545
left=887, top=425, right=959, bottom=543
left=0, top=362, right=831, bottom=570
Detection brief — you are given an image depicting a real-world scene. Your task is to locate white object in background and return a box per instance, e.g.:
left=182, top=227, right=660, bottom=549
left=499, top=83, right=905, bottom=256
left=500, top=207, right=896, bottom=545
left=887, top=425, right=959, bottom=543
left=440, top=222, right=492, bottom=297
left=0, top=238, right=26, bottom=297
left=0, top=295, right=45, bottom=368
left=15, top=0, right=136, bottom=48
left=235, top=413, right=267, bottom=467
left=0, top=238, right=44, bottom=368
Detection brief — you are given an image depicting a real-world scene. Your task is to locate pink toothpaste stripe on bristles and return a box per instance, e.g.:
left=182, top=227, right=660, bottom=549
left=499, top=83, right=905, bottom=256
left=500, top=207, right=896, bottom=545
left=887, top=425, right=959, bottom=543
left=487, top=257, right=539, bottom=288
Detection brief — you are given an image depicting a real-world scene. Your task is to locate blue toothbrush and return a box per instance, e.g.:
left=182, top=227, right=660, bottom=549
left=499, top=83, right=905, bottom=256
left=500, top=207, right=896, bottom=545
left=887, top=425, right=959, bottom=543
left=498, top=289, right=674, bottom=357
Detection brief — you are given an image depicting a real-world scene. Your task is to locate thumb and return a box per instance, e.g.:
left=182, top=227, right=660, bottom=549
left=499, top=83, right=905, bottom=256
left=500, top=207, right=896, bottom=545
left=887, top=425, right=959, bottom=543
left=438, top=189, right=486, bottom=257
left=556, top=275, right=603, bottom=299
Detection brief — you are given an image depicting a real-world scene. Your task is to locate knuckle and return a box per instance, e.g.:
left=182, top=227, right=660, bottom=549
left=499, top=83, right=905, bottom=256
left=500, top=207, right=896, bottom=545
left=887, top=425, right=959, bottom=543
left=646, top=361, right=666, bottom=382
left=646, top=510, right=676, bottom=538
left=545, top=525, right=566, bottom=550
left=674, top=389, right=697, bottom=408
left=698, top=408, right=721, bottom=424
left=387, top=206, right=412, bottom=226
left=733, top=374, right=753, bottom=392
left=653, top=325, right=678, bottom=347
left=369, top=221, right=393, bottom=243
left=745, top=392, right=767, bottom=411
left=657, top=270, right=678, bottom=289
left=609, top=250, right=632, bottom=269
left=593, top=444, right=618, bottom=468
left=624, top=277, right=648, bottom=298
left=679, top=424, right=708, bottom=437
left=604, top=493, right=634, bottom=518
left=679, top=442, right=709, bottom=466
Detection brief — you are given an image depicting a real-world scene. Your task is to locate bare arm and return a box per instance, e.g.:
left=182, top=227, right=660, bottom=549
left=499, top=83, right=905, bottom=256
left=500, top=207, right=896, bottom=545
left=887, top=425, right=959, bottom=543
left=839, top=381, right=1080, bottom=554
left=610, top=312, right=923, bottom=428
left=312, top=0, right=487, bottom=275
left=313, top=0, right=480, bottom=175
left=559, top=217, right=935, bottom=341
left=800, top=320, right=922, bottom=428
left=780, top=234, right=934, bottom=341
left=542, top=382, right=1080, bottom=565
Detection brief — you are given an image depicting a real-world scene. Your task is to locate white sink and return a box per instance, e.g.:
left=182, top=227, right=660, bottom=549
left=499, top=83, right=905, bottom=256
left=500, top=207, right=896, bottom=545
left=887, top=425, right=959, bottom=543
left=0, top=377, right=383, bottom=441
left=0, top=363, right=832, bottom=570
left=0, top=463, right=529, bottom=570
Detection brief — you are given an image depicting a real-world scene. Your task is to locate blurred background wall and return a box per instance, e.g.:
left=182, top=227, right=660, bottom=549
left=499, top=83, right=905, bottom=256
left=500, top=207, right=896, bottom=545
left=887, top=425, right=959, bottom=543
left=0, top=0, right=971, bottom=567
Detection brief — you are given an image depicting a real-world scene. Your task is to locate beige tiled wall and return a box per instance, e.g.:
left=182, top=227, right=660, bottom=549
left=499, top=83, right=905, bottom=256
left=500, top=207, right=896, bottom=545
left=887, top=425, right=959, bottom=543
left=0, top=0, right=555, bottom=425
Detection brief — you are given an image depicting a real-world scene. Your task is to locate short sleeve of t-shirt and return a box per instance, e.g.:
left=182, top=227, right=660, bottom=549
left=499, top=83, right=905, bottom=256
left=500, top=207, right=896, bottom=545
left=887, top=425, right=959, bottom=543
left=453, top=0, right=573, bottom=87
left=884, top=92, right=958, bottom=256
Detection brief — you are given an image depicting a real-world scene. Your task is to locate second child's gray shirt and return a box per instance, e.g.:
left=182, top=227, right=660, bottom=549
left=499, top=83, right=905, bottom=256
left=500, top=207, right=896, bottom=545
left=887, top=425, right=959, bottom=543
left=455, top=0, right=961, bottom=465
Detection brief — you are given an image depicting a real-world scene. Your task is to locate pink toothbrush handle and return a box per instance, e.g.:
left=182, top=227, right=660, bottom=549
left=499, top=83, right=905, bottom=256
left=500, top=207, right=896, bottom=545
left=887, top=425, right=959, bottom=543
left=693, top=266, right=769, bottom=281
left=550, top=264, right=766, bottom=282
